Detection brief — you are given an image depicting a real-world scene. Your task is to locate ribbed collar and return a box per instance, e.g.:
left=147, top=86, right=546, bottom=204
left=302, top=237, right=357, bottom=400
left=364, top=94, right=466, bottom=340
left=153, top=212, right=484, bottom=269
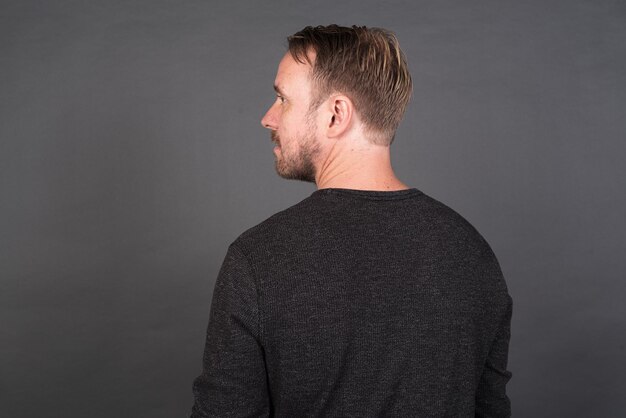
left=311, top=187, right=423, bottom=201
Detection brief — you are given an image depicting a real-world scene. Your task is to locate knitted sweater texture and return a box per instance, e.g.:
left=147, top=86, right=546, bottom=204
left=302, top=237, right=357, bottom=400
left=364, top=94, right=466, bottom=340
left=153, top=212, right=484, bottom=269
left=191, top=188, right=512, bottom=417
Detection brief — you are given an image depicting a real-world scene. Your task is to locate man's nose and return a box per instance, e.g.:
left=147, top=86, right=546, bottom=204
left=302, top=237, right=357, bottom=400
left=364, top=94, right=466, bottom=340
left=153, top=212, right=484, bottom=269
left=261, top=104, right=277, bottom=130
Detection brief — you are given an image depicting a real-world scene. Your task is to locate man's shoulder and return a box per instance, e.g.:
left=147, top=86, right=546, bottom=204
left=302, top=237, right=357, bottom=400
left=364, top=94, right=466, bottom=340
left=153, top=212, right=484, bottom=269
left=430, top=194, right=500, bottom=247
left=230, top=189, right=490, bottom=239
left=228, top=189, right=498, bottom=267
left=420, top=194, right=491, bottom=240
left=231, top=193, right=317, bottom=250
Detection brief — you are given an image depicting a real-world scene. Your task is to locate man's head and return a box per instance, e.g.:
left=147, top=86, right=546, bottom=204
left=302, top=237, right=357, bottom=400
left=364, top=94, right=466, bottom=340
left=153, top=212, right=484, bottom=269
left=261, top=25, right=412, bottom=184
left=287, top=24, right=412, bottom=146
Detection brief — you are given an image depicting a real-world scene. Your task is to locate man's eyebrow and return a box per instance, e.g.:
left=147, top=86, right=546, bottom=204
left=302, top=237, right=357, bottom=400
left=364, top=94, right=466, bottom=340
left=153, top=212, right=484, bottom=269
left=273, top=85, right=285, bottom=96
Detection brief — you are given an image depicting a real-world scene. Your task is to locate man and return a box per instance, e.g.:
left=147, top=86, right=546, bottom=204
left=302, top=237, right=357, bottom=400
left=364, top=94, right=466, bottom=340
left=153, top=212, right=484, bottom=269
left=191, top=25, right=512, bottom=417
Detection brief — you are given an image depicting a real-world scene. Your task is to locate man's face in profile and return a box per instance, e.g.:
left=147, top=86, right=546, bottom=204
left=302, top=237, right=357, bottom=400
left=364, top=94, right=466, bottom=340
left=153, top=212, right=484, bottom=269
left=261, top=52, right=322, bottom=183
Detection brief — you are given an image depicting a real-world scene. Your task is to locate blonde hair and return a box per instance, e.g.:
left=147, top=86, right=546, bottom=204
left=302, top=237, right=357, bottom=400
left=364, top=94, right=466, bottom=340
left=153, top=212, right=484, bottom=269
left=288, top=25, right=413, bottom=145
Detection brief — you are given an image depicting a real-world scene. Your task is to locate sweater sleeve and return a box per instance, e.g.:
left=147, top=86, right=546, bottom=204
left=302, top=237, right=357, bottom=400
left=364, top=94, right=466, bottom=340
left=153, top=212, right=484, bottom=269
left=475, top=294, right=513, bottom=417
left=191, top=243, right=270, bottom=418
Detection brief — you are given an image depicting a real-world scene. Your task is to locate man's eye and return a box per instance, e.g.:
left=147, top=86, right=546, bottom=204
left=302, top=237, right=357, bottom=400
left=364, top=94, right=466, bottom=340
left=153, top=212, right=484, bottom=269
left=277, top=95, right=285, bottom=104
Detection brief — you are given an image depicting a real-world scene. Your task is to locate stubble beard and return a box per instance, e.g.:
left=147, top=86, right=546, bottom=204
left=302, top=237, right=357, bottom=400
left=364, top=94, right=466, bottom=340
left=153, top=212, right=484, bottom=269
left=271, top=122, right=321, bottom=183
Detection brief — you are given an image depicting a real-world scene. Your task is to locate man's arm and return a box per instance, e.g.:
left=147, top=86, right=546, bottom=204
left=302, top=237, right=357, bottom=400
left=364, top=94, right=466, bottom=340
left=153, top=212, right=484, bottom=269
left=191, top=243, right=270, bottom=418
left=475, top=294, right=513, bottom=417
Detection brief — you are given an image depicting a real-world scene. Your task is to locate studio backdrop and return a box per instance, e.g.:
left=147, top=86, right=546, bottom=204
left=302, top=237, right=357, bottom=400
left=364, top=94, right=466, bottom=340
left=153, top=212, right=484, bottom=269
left=2, top=1, right=625, bottom=417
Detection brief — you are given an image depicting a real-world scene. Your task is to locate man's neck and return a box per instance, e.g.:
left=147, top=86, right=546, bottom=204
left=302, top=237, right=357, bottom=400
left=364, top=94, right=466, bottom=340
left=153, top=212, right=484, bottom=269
left=316, top=177, right=410, bottom=191
left=315, top=158, right=409, bottom=191
left=314, top=134, right=410, bottom=191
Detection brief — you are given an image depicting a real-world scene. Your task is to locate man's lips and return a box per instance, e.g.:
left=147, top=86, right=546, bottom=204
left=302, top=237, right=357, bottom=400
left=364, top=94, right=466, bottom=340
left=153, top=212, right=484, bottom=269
left=271, top=131, right=280, bottom=147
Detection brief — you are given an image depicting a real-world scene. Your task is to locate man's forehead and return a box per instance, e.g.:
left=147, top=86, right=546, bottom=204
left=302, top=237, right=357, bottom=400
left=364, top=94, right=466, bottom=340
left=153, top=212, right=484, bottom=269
left=277, top=52, right=305, bottom=74
left=274, top=52, right=312, bottom=92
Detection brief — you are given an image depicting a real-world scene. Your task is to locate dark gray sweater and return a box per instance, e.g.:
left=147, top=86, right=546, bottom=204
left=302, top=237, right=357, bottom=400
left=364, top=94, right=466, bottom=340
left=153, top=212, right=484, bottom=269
left=191, top=188, right=512, bottom=417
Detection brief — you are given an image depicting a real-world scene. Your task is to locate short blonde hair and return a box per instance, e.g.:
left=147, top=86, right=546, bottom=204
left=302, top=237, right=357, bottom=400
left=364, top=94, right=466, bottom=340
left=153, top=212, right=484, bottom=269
left=288, top=25, right=412, bottom=145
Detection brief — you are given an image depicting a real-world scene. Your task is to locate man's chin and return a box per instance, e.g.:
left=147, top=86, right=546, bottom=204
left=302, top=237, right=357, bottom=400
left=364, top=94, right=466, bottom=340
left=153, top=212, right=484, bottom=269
left=275, top=168, right=316, bottom=183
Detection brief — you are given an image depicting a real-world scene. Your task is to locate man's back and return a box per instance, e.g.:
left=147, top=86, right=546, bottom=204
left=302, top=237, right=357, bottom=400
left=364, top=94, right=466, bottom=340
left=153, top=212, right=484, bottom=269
left=192, top=187, right=512, bottom=417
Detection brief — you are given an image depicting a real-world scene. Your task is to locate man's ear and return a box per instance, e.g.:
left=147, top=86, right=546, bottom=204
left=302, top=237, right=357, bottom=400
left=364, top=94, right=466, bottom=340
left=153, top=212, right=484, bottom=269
left=325, top=95, right=353, bottom=138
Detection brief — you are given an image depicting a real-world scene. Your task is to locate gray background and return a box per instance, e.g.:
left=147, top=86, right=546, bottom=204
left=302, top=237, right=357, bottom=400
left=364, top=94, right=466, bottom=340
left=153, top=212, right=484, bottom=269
left=2, top=0, right=625, bottom=417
